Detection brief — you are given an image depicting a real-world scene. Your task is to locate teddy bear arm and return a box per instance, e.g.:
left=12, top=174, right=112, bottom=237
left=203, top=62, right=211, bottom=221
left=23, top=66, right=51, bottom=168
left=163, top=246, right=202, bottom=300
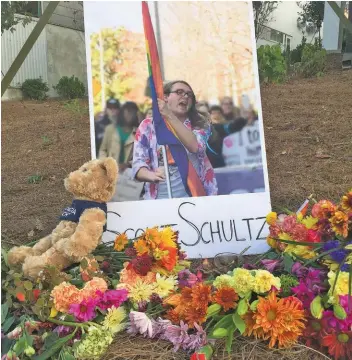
left=63, top=208, right=106, bottom=259
left=50, top=220, right=78, bottom=245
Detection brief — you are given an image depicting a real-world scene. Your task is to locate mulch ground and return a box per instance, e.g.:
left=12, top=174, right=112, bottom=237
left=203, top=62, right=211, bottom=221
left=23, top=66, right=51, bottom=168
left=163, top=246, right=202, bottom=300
left=1, top=70, right=352, bottom=246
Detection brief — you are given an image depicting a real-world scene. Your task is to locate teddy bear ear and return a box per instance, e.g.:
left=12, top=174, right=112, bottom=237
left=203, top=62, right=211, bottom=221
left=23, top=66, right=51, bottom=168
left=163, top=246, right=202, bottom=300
left=100, top=157, right=118, bottom=184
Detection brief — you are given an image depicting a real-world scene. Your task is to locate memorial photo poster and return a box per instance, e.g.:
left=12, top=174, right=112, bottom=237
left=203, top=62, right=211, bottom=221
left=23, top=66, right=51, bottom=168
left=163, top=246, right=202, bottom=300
left=84, top=1, right=272, bottom=258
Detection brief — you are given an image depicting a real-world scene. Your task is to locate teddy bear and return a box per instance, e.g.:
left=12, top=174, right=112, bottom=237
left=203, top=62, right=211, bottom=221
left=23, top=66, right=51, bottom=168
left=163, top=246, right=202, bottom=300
left=7, top=157, right=118, bottom=279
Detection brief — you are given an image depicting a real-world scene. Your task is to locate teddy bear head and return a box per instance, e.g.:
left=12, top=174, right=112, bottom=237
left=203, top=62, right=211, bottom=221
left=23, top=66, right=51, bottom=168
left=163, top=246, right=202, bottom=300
left=64, top=157, right=118, bottom=202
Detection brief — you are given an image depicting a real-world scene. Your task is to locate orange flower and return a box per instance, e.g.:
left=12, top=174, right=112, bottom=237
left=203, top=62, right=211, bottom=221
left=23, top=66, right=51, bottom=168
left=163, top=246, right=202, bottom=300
left=181, top=287, right=193, bottom=303
left=185, top=304, right=207, bottom=327
left=16, top=292, right=26, bottom=302
left=330, top=211, right=349, bottom=238
left=159, top=227, right=178, bottom=249
left=166, top=308, right=182, bottom=324
left=213, top=286, right=239, bottom=312
left=82, top=277, right=108, bottom=298
left=312, top=200, right=336, bottom=219
left=143, top=227, right=160, bottom=248
left=134, top=239, right=149, bottom=256
left=114, top=233, right=128, bottom=251
left=118, top=266, right=156, bottom=288
left=191, top=283, right=212, bottom=310
left=252, top=292, right=306, bottom=348
left=340, top=190, right=352, bottom=214
left=158, top=246, right=178, bottom=271
left=243, top=311, right=268, bottom=340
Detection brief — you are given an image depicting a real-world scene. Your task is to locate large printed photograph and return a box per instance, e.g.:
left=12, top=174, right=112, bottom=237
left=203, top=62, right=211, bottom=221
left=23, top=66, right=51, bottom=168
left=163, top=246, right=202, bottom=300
left=86, top=1, right=268, bottom=203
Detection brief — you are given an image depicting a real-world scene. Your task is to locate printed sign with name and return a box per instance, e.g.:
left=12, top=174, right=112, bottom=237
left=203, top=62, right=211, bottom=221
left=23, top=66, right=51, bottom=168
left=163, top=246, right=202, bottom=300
left=222, top=122, right=262, bottom=167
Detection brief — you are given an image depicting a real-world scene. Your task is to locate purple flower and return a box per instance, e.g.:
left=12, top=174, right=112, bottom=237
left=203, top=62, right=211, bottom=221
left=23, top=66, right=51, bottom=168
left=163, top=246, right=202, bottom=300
left=243, top=263, right=257, bottom=270
left=322, top=240, right=347, bottom=263
left=150, top=293, right=162, bottom=304
left=183, top=323, right=207, bottom=351
left=151, top=318, right=171, bottom=339
left=291, top=262, right=308, bottom=279
left=54, top=326, right=73, bottom=337
left=261, top=259, right=280, bottom=273
left=137, top=301, right=148, bottom=312
left=177, top=270, right=199, bottom=288
left=341, top=263, right=350, bottom=272
left=339, top=295, right=352, bottom=317
left=97, top=289, right=128, bottom=310
left=164, top=321, right=190, bottom=352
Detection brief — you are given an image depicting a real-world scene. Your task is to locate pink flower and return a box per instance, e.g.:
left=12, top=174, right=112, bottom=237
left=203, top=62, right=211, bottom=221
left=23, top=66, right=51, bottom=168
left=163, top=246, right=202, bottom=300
left=282, top=215, right=297, bottom=233
left=164, top=321, right=190, bottom=352
left=291, top=224, right=308, bottom=242
left=178, top=270, right=202, bottom=288
left=69, top=298, right=97, bottom=322
left=269, top=224, right=281, bottom=238
left=128, top=311, right=153, bottom=338
left=261, top=259, right=281, bottom=273
left=322, top=310, right=351, bottom=332
left=97, top=289, right=128, bottom=310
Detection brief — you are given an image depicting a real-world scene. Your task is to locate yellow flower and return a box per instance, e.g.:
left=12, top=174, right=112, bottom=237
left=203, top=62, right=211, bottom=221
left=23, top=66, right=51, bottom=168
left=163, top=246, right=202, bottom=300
left=213, top=274, right=235, bottom=289
left=252, top=270, right=281, bottom=294
left=154, top=273, right=177, bottom=298
left=328, top=270, right=349, bottom=303
left=159, top=227, right=177, bottom=248
left=127, top=279, right=155, bottom=303
left=301, top=216, right=318, bottom=229
left=329, top=211, right=349, bottom=238
left=340, top=189, right=352, bottom=213
left=284, top=244, right=316, bottom=260
left=345, top=253, right=352, bottom=264
left=143, top=227, right=161, bottom=248
left=49, top=307, right=58, bottom=318
left=232, top=268, right=255, bottom=297
left=114, top=234, right=128, bottom=251
left=103, top=306, right=126, bottom=334
left=278, top=232, right=292, bottom=241
left=267, top=236, right=279, bottom=250
left=153, top=247, right=169, bottom=261
left=323, top=259, right=340, bottom=271
left=134, top=239, right=149, bottom=256
left=266, top=212, right=277, bottom=226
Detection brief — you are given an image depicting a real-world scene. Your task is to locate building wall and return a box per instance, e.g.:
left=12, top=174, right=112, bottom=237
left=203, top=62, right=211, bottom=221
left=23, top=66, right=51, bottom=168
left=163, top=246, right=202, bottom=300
left=45, top=24, right=87, bottom=97
left=1, top=18, right=48, bottom=89
left=257, top=1, right=320, bottom=50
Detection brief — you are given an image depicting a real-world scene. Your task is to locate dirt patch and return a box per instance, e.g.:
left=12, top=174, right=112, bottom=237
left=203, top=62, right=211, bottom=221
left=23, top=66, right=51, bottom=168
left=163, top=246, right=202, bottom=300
left=1, top=70, right=352, bottom=245
left=1, top=99, right=91, bottom=245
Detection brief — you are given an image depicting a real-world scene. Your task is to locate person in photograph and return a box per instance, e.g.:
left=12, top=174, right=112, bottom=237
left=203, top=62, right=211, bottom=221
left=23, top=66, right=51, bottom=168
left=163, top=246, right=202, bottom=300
left=196, top=101, right=209, bottom=114
left=207, top=105, right=247, bottom=168
left=99, top=101, right=139, bottom=172
left=145, top=107, right=153, bottom=119
left=220, top=96, right=241, bottom=122
left=94, top=98, right=121, bottom=157
left=132, top=80, right=218, bottom=200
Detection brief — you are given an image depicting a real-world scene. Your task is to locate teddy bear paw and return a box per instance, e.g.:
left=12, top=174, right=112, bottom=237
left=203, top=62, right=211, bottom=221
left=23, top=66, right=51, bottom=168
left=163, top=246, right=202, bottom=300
left=8, top=246, right=35, bottom=267
left=22, top=256, right=47, bottom=280
left=80, top=208, right=106, bottom=225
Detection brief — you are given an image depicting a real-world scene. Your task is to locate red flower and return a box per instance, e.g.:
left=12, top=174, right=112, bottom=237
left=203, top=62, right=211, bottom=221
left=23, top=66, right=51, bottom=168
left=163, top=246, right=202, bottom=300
left=321, top=331, right=352, bottom=360
left=131, top=254, right=153, bottom=276
left=16, top=292, right=25, bottom=302
left=32, top=289, right=41, bottom=301
left=159, top=246, right=177, bottom=271
left=190, top=354, right=206, bottom=360
left=307, top=229, right=321, bottom=243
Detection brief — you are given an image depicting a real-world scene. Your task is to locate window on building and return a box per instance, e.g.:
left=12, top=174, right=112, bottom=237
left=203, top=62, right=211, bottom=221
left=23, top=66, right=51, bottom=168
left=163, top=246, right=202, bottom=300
left=270, top=29, right=284, bottom=44
left=14, top=1, right=42, bottom=17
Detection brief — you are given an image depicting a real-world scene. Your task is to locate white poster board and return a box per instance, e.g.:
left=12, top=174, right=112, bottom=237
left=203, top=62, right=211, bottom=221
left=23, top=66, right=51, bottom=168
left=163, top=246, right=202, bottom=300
left=222, top=122, right=263, bottom=167
left=84, top=1, right=271, bottom=258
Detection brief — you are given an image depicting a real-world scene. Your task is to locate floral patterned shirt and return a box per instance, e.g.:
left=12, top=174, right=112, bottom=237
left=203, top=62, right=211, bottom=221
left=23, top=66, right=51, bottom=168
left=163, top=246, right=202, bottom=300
left=132, top=118, right=218, bottom=199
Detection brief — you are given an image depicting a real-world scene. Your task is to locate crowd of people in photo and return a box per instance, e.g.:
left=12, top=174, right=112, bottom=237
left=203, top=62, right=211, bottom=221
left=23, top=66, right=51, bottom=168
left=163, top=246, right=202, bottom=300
left=94, top=80, right=259, bottom=200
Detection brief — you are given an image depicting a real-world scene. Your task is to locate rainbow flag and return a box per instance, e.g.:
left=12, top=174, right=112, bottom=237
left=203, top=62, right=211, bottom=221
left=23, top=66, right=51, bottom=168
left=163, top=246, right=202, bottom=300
left=141, top=1, right=205, bottom=197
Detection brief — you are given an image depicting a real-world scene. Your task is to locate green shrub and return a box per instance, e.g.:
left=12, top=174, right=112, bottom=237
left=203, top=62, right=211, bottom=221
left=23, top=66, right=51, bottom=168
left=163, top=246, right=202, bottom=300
left=54, top=76, right=85, bottom=99
left=21, top=78, right=49, bottom=100
left=257, top=45, right=286, bottom=84
left=299, top=44, right=327, bottom=78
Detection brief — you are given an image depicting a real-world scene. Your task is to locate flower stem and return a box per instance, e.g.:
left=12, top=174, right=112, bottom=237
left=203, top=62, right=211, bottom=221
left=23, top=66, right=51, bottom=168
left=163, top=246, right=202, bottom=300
left=47, top=318, right=89, bottom=329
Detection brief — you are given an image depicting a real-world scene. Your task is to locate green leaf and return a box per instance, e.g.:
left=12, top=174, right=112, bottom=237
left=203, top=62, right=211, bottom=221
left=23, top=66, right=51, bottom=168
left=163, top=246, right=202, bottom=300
left=212, top=314, right=233, bottom=331
left=1, top=337, right=14, bottom=356
left=1, top=248, right=9, bottom=267
left=13, top=335, right=27, bottom=355
left=232, top=311, right=246, bottom=335
left=225, top=324, right=236, bottom=353
left=33, top=331, right=76, bottom=360
left=2, top=316, right=15, bottom=332
left=95, top=256, right=104, bottom=262
left=1, top=303, right=9, bottom=323
left=43, top=331, right=60, bottom=349
left=23, top=281, right=33, bottom=290
left=80, top=258, right=89, bottom=270
left=283, top=254, right=294, bottom=273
